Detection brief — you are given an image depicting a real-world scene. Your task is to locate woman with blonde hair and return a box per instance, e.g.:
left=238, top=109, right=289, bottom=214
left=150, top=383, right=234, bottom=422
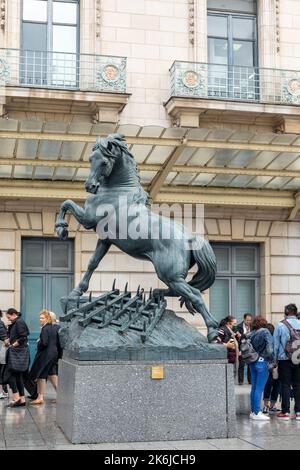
left=29, top=309, right=62, bottom=405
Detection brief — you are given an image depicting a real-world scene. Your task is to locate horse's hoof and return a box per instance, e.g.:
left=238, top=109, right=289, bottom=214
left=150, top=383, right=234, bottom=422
left=68, top=289, right=82, bottom=299
left=57, top=227, right=69, bottom=240
left=55, top=220, right=68, bottom=228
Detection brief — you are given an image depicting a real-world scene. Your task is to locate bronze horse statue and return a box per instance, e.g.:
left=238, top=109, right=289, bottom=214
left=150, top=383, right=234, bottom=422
left=55, top=134, right=219, bottom=341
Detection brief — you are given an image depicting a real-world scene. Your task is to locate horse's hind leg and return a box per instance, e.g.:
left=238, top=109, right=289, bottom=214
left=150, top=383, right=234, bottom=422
left=153, top=287, right=175, bottom=299
left=167, top=279, right=218, bottom=342
left=153, top=287, right=197, bottom=315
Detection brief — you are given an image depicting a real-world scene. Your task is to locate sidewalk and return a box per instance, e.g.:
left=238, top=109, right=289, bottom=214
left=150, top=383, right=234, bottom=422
left=0, top=385, right=299, bottom=450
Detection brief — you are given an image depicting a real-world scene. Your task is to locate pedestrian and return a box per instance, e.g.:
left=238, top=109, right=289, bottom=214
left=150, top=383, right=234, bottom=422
left=217, top=316, right=239, bottom=368
left=274, top=303, right=300, bottom=421
left=29, top=310, right=62, bottom=405
left=262, top=323, right=280, bottom=414
left=249, top=315, right=274, bottom=421
left=4, top=308, right=30, bottom=408
left=237, top=313, right=253, bottom=385
left=0, top=310, right=9, bottom=399
left=49, top=311, right=59, bottom=324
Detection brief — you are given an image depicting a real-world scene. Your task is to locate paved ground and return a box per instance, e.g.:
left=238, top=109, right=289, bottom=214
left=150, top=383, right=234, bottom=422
left=0, top=385, right=299, bottom=450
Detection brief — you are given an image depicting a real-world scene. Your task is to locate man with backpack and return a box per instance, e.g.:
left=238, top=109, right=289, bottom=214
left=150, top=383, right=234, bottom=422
left=274, top=303, right=300, bottom=421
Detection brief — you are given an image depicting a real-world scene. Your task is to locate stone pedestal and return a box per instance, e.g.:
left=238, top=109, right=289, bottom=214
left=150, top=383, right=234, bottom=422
left=57, top=357, right=237, bottom=444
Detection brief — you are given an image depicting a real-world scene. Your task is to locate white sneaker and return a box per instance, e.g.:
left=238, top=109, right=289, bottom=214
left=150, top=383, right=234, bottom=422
left=251, top=412, right=270, bottom=421
left=249, top=412, right=254, bottom=419
left=0, top=391, right=8, bottom=399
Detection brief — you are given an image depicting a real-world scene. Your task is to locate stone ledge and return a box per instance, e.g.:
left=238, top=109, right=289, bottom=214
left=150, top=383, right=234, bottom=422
left=165, top=96, right=300, bottom=130
left=2, top=86, right=131, bottom=123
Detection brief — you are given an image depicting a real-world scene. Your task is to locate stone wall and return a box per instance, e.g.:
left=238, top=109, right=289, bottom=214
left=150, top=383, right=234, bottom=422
left=96, top=0, right=300, bottom=127
left=3, top=1, right=299, bottom=127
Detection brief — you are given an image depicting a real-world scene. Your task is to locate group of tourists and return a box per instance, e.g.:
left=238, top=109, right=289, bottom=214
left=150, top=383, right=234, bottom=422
left=217, top=304, right=300, bottom=421
left=1, top=301, right=299, bottom=421
left=0, top=308, right=62, bottom=407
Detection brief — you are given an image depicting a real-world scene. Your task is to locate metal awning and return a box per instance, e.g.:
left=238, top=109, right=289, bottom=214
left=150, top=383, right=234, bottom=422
left=0, top=119, right=299, bottom=219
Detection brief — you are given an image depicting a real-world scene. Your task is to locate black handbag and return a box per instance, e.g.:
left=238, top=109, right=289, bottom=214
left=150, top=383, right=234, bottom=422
left=7, top=346, right=30, bottom=372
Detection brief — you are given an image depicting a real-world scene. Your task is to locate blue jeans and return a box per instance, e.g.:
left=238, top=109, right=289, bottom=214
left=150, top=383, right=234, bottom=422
left=250, top=359, right=269, bottom=414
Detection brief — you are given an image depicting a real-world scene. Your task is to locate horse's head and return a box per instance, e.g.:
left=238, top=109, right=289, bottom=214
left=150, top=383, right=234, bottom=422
left=85, top=134, right=127, bottom=193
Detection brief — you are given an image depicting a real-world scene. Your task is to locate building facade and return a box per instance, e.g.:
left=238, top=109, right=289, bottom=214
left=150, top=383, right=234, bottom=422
left=0, top=0, right=300, bottom=343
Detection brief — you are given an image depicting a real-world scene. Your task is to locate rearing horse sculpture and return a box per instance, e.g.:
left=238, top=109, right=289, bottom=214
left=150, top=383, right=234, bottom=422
left=55, top=134, right=219, bottom=342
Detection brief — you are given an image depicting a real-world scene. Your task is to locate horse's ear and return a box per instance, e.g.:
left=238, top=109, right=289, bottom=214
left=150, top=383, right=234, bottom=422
left=96, top=136, right=101, bottom=145
left=114, top=133, right=125, bottom=142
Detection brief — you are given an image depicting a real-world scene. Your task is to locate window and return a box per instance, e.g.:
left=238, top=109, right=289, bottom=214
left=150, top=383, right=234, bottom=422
left=209, top=243, right=260, bottom=324
left=21, top=237, right=74, bottom=361
left=21, top=0, right=79, bottom=87
left=207, top=0, right=256, bottom=14
left=207, top=0, right=258, bottom=100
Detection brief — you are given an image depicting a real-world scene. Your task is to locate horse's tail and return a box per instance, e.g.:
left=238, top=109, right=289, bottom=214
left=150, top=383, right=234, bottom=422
left=189, top=238, right=217, bottom=292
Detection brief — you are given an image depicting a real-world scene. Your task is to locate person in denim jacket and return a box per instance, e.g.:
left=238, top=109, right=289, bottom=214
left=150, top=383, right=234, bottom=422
left=249, top=316, right=274, bottom=421
left=273, top=303, right=300, bottom=421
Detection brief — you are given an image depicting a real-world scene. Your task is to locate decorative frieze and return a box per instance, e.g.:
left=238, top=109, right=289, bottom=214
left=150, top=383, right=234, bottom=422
left=275, top=0, right=280, bottom=53
left=282, top=73, right=300, bottom=105
left=96, top=0, right=101, bottom=39
left=188, top=0, right=195, bottom=45
left=0, top=0, right=5, bottom=30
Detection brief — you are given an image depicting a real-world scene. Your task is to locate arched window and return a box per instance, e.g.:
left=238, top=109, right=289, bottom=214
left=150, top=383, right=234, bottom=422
left=21, top=0, right=80, bottom=87
left=207, top=0, right=258, bottom=100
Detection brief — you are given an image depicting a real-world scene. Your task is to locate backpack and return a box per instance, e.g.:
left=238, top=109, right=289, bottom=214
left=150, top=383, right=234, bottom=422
left=240, top=337, right=259, bottom=364
left=282, top=320, right=300, bottom=365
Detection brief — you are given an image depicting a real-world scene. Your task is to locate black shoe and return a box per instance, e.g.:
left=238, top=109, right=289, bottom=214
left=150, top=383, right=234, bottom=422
left=6, top=400, right=26, bottom=408
left=27, top=394, right=38, bottom=400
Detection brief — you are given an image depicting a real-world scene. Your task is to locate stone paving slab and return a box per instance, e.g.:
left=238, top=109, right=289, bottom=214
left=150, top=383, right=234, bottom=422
left=0, top=385, right=299, bottom=450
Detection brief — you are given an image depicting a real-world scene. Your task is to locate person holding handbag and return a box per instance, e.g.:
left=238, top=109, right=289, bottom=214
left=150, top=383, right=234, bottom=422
left=0, top=310, right=9, bottom=399
left=217, top=316, right=239, bottom=370
left=29, top=310, right=62, bottom=405
left=4, top=308, right=30, bottom=408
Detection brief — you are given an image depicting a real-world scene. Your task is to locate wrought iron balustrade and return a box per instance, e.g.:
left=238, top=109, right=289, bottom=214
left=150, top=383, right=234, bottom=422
left=0, top=48, right=127, bottom=93
left=170, top=61, right=300, bottom=105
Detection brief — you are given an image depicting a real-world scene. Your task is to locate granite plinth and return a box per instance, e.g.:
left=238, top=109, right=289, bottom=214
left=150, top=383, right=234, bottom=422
left=57, top=358, right=237, bottom=444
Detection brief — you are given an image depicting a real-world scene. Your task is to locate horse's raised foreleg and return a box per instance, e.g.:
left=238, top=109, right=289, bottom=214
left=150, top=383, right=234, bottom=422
left=70, top=239, right=111, bottom=297
left=55, top=199, right=86, bottom=240
left=167, top=279, right=219, bottom=343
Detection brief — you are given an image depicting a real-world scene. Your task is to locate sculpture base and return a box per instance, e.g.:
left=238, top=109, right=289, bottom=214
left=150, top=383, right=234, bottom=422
left=59, top=309, right=226, bottom=361
left=57, top=358, right=237, bottom=444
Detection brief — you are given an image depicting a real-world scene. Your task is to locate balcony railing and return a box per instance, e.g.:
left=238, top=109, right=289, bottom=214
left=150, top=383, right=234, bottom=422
left=170, top=61, right=300, bottom=106
left=0, top=48, right=127, bottom=93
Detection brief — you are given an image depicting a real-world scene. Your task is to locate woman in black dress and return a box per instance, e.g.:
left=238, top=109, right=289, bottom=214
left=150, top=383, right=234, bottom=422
left=4, top=308, right=30, bottom=407
left=29, top=310, right=61, bottom=405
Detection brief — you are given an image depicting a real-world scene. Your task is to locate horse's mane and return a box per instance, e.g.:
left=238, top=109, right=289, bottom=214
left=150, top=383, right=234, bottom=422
left=95, top=134, right=133, bottom=159
left=95, top=133, right=150, bottom=206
